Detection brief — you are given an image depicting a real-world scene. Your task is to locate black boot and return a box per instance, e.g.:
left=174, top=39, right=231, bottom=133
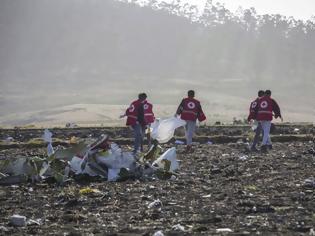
left=261, top=145, right=268, bottom=153
left=250, top=146, right=259, bottom=152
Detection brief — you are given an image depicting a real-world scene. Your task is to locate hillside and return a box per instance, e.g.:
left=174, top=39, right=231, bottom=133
left=0, top=0, right=314, bottom=125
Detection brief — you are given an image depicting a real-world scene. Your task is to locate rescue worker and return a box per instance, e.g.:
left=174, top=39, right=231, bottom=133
left=120, top=93, right=147, bottom=155
left=142, top=93, right=155, bottom=148
left=175, top=90, right=206, bottom=153
left=247, top=90, right=265, bottom=152
left=255, top=89, right=282, bottom=153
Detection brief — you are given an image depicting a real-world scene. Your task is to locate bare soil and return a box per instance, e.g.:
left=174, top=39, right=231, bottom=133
left=0, top=124, right=314, bottom=235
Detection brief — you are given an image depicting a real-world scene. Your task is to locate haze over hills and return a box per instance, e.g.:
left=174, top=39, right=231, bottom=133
left=0, top=0, right=314, bottom=126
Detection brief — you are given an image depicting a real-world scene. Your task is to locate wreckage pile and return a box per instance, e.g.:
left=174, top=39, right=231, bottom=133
left=0, top=135, right=178, bottom=185
left=0, top=117, right=185, bottom=185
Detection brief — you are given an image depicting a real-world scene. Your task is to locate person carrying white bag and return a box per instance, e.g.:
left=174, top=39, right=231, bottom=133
left=175, top=90, right=206, bottom=153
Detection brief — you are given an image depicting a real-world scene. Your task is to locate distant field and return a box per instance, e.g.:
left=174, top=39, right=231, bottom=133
left=0, top=103, right=313, bottom=128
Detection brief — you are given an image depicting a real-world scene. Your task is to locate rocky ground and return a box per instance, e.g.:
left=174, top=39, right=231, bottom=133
left=0, top=125, right=314, bottom=235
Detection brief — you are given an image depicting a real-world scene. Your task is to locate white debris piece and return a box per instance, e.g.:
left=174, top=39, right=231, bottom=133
left=10, top=215, right=26, bottom=227
left=69, top=156, right=84, bottom=174
left=43, top=129, right=54, bottom=156
left=0, top=226, right=9, bottom=232
left=153, top=230, right=164, bottom=236
left=251, top=121, right=258, bottom=131
left=216, top=228, right=233, bottom=233
left=65, top=122, right=78, bottom=128
left=239, top=155, right=248, bottom=161
left=175, top=140, right=185, bottom=145
left=69, top=141, right=135, bottom=179
left=27, top=219, right=41, bottom=226
left=304, top=177, right=315, bottom=187
left=43, top=129, right=52, bottom=143
left=47, top=143, right=54, bottom=157
left=5, top=159, right=31, bottom=176
left=151, top=117, right=186, bottom=143
left=148, top=199, right=162, bottom=209
left=97, top=150, right=135, bottom=170
left=5, top=137, right=14, bottom=143
left=172, top=224, right=185, bottom=232
left=107, top=168, right=121, bottom=182
left=152, top=147, right=178, bottom=171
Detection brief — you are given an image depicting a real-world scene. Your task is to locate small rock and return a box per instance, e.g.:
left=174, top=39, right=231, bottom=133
left=293, top=128, right=300, bottom=133
left=27, top=219, right=41, bottom=226
left=239, top=155, right=248, bottom=161
left=5, top=137, right=14, bottom=143
left=170, top=175, right=177, bottom=180
left=148, top=199, right=162, bottom=209
left=304, top=177, right=315, bottom=188
left=0, top=226, right=9, bottom=232
left=172, top=224, right=185, bottom=232
left=211, top=166, right=221, bottom=174
left=236, top=139, right=243, bottom=144
left=10, top=215, right=26, bottom=227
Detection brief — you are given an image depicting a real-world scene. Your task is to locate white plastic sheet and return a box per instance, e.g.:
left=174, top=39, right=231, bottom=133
left=151, top=117, right=186, bottom=143
left=152, top=147, right=179, bottom=171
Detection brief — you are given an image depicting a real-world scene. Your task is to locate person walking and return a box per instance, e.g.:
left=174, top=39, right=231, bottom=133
left=247, top=90, right=265, bottom=152
left=142, top=93, right=155, bottom=148
left=121, top=93, right=147, bottom=155
left=255, top=89, right=282, bottom=152
left=175, top=90, right=206, bottom=153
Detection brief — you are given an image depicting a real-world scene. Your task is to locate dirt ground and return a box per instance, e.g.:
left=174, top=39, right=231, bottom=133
left=0, top=125, right=314, bottom=235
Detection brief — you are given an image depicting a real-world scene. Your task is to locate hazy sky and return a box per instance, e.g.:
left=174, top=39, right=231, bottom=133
left=180, top=0, right=315, bottom=20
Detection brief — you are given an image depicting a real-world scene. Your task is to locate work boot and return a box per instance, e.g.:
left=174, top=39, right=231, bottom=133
left=260, top=145, right=268, bottom=153
left=267, top=144, right=273, bottom=150
left=250, top=146, right=259, bottom=152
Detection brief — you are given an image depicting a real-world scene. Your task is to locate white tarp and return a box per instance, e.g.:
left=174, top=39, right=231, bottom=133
left=151, top=117, right=186, bottom=143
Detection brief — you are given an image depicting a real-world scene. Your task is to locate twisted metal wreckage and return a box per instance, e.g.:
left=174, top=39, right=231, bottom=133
left=0, top=117, right=186, bottom=185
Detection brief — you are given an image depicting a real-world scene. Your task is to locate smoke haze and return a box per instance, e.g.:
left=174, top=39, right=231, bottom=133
left=0, top=0, right=314, bottom=126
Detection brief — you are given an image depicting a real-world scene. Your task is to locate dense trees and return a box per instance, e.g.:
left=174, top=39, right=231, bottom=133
left=122, top=0, right=315, bottom=82
left=0, top=0, right=314, bottom=114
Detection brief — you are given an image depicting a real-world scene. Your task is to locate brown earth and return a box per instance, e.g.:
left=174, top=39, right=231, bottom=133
left=0, top=124, right=314, bottom=235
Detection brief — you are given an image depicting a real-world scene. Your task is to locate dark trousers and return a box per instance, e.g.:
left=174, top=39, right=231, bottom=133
left=132, top=123, right=144, bottom=153
left=251, top=122, right=263, bottom=148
